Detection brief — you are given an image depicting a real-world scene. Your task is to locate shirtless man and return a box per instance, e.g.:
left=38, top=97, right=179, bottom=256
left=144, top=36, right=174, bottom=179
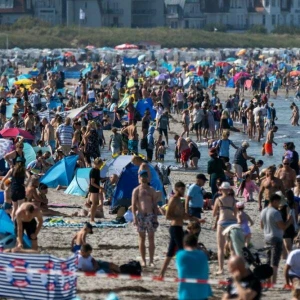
left=24, top=112, right=35, bottom=132
left=174, top=134, right=191, bottom=168
left=41, top=117, right=55, bottom=151
left=159, top=181, right=205, bottom=277
left=122, top=119, right=139, bottom=155
left=264, top=126, right=278, bottom=156
left=15, top=202, right=43, bottom=250
left=243, top=159, right=264, bottom=182
left=132, top=170, right=158, bottom=267
left=275, top=158, right=296, bottom=190
left=258, top=166, right=285, bottom=211
left=131, top=156, right=151, bottom=182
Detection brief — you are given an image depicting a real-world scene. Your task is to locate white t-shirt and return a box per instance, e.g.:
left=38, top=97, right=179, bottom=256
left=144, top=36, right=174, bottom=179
left=77, top=254, right=94, bottom=271
left=287, top=249, right=300, bottom=277
left=87, top=90, right=95, bottom=99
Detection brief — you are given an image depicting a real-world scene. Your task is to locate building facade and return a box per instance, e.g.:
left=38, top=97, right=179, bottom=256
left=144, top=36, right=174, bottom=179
left=165, top=0, right=299, bottom=32
left=0, top=0, right=31, bottom=24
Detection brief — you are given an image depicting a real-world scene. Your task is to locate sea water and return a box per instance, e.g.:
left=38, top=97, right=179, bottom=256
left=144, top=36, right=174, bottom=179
left=101, top=96, right=298, bottom=172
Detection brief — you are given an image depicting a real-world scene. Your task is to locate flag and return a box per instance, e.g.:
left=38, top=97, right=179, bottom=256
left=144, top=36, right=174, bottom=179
left=79, top=8, right=85, bottom=20
left=0, top=253, right=77, bottom=299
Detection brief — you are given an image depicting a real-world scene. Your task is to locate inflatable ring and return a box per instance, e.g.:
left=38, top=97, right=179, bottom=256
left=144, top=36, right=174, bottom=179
left=6, top=259, right=33, bottom=288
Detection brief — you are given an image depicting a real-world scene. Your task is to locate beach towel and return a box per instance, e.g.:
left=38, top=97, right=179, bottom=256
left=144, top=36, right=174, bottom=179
left=0, top=252, right=77, bottom=299
left=43, top=218, right=127, bottom=228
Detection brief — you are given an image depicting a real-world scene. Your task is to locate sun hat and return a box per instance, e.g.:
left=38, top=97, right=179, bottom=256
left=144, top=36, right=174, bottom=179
left=236, top=202, right=245, bottom=209
left=219, top=182, right=231, bottom=190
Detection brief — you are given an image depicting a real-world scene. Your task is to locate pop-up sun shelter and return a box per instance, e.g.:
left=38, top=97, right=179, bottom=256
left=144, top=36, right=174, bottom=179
left=65, top=155, right=165, bottom=207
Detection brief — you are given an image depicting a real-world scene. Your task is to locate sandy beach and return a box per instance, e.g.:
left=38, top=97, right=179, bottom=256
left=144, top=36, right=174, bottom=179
left=30, top=81, right=295, bottom=300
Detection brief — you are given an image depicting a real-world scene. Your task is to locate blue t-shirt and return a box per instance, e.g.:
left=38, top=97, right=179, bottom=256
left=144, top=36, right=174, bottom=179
left=218, top=139, right=233, bottom=158
left=176, top=250, right=212, bottom=300
left=187, top=184, right=203, bottom=208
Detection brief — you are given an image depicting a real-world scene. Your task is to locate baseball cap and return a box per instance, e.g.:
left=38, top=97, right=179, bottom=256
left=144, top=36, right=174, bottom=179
left=139, top=170, right=148, bottom=177
left=196, top=174, right=207, bottom=181
left=85, top=222, right=93, bottom=234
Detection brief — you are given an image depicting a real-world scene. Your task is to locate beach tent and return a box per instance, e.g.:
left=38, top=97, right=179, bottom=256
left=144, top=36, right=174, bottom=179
left=123, top=57, right=138, bottom=65
left=226, top=78, right=235, bottom=88
left=110, top=156, right=165, bottom=207
left=67, top=103, right=89, bottom=119
left=65, top=168, right=91, bottom=196
left=24, top=142, right=37, bottom=167
left=41, top=155, right=78, bottom=188
left=135, top=98, right=156, bottom=120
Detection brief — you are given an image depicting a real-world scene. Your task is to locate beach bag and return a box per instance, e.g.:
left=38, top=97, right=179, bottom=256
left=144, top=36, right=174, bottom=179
left=253, top=264, right=273, bottom=280
left=140, top=137, right=148, bottom=150
left=120, top=260, right=142, bottom=276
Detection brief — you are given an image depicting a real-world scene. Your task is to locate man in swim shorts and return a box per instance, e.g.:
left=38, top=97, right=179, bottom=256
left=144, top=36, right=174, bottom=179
left=132, top=170, right=159, bottom=267
left=264, top=126, right=278, bottom=156
left=122, top=119, right=139, bottom=155
left=15, top=202, right=43, bottom=250
left=175, top=134, right=191, bottom=169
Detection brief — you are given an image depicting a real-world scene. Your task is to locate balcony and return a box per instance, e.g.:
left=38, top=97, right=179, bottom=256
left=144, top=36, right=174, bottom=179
left=103, top=8, right=124, bottom=15
left=132, top=9, right=157, bottom=15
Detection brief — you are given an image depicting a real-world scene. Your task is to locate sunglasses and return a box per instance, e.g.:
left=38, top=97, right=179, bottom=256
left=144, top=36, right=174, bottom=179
left=283, top=163, right=289, bottom=165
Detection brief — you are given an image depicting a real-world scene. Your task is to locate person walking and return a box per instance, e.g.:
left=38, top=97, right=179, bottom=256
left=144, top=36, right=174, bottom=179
left=56, top=117, right=74, bottom=155
left=132, top=170, right=159, bottom=267
left=260, top=193, right=293, bottom=284
left=185, top=174, right=207, bottom=218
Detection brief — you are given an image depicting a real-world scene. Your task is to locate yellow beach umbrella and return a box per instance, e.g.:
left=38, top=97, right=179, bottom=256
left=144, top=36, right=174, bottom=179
left=237, top=49, right=246, bottom=56
left=14, top=79, right=33, bottom=85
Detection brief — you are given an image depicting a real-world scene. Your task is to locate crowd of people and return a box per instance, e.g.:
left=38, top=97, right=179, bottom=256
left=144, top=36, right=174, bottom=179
left=2, top=54, right=300, bottom=300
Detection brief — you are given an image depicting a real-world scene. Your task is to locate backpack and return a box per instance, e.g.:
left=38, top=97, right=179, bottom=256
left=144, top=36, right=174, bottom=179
left=140, top=137, right=148, bottom=150
left=120, top=260, right=142, bottom=276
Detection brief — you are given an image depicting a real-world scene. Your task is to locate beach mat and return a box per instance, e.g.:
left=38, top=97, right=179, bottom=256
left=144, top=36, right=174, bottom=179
left=48, top=203, right=82, bottom=208
left=43, top=218, right=127, bottom=228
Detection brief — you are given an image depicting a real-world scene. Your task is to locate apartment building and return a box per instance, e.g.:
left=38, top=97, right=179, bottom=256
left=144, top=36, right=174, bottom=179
left=165, top=0, right=299, bottom=32
left=0, top=0, right=31, bottom=24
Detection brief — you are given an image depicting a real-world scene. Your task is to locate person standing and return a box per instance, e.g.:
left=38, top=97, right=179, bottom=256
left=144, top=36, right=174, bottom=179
left=217, top=130, right=238, bottom=163
left=161, top=85, right=171, bottom=112
left=15, top=202, right=43, bottom=250
left=275, top=158, right=296, bottom=191
left=1, top=157, right=30, bottom=220
left=88, top=158, right=104, bottom=224
left=175, top=134, right=191, bottom=169
left=264, top=126, right=278, bottom=156
left=158, top=110, right=170, bottom=146
left=108, top=128, right=122, bottom=156
left=176, top=234, right=212, bottom=300
left=41, top=117, right=55, bottom=152
left=185, top=174, right=207, bottom=218
left=260, top=193, right=293, bottom=284
left=56, top=117, right=74, bottom=155
left=132, top=170, right=158, bottom=267
left=192, top=103, right=204, bottom=142
left=159, top=181, right=205, bottom=277
left=121, top=119, right=139, bottom=155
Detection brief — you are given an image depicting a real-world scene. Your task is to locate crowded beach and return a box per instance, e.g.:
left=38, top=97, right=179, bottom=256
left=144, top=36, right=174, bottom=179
left=0, top=46, right=300, bottom=299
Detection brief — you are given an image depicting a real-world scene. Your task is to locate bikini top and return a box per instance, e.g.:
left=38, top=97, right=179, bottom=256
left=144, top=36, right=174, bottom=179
left=218, top=198, right=235, bottom=211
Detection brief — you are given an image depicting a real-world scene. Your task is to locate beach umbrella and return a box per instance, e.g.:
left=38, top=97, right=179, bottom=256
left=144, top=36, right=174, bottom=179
left=18, top=74, right=32, bottom=80
left=234, top=59, right=244, bottom=66
left=0, top=138, right=12, bottom=160
left=138, top=54, right=146, bottom=61
left=115, top=43, right=138, bottom=50
left=233, top=72, right=250, bottom=82
left=85, top=45, right=95, bottom=50
left=186, top=71, right=196, bottom=77
left=14, top=79, right=33, bottom=85
left=0, top=128, right=34, bottom=140
left=216, top=61, right=230, bottom=67
left=175, top=67, right=182, bottom=73
left=155, top=74, right=169, bottom=81
left=226, top=57, right=236, bottom=62
left=237, top=49, right=246, bottom=56
left=289, top=70, right=300, bottom=77
left=64, top=51, right=73, bottom=57
left=188, top=64, right=196, bottom=70
left=197, top=61, right=210, bottom=67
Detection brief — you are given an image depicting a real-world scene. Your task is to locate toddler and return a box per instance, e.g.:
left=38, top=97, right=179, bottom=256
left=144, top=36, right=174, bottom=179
left=237, top=174, right=259, bottom=202
left=236, top=202, right=254, bottom=247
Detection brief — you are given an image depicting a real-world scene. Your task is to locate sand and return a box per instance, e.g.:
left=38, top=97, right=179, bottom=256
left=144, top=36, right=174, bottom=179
left=12, top=68, right=292, bottom=299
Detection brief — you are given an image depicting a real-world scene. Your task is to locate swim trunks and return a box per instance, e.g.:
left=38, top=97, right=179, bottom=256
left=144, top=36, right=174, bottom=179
left=136, top=213, right=159, bottom=233
left=264, top=143, right=273, bottom=155
left=180, top=148, right=191, bottom=162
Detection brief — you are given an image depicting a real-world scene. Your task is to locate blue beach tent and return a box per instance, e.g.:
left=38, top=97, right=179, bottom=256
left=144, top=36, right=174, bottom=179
left=41, top=155, right=78, bottom=188
left=135, top=98, right=156, bottom=120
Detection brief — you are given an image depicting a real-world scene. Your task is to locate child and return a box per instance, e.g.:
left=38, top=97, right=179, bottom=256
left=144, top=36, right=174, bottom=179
left=236, top=202, right=254, bottom=247
left=71, top=222, right=93, bottom=253
left=237, top=174, right=259, bottom=202
left=157, top=141, right=166, bottom=161
left=185, top=221, right=201, bottom=240
left=77, top=244, right=120, bottom=273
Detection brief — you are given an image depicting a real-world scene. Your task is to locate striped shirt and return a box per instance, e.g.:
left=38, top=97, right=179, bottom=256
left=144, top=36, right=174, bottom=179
left=56, top=124, right=74, bottom=145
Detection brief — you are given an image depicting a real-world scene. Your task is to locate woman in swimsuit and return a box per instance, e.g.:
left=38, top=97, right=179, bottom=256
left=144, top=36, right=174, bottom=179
left=4, top=141, right=25, bottom=168
left=212, top=181, right=237, bottom=275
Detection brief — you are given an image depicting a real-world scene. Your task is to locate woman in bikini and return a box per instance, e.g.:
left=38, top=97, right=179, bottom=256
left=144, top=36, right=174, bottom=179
left=212, top=181, right=237, bottom=275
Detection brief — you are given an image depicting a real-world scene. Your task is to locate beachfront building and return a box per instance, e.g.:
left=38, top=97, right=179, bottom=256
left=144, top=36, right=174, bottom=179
left=165, top=0, right=297, bottom=33
left=0, top=0, right=32, bottom=24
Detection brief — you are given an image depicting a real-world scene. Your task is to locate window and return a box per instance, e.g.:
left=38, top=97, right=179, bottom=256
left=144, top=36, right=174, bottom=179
left=272, top=14, right=276, bottom=25
left=85, top=2, right=87, bottom=9
left=272, top=0, right=275, bottom=6
left=291, top=15, right=294, bottom=25
left=265, top=0, right=269, bottom=6
left=263, top=14, right=266, bottom=25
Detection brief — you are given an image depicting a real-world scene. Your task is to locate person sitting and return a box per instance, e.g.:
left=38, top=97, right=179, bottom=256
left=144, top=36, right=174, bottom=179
left=103, top=174, right=118, bottom=206
left=71, top=222, right=93, bottom=253
left=77, top=244, right=120, bottom=274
